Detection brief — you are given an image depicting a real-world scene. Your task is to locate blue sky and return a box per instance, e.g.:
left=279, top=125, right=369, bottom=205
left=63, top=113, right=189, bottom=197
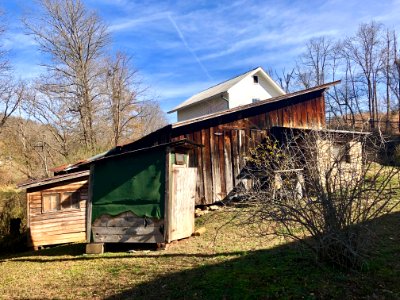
left=2, top=0, right=400, bottom=122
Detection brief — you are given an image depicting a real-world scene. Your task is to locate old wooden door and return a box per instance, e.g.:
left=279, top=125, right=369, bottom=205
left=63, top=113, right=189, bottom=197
left=167, top=165, right=197, bottom=242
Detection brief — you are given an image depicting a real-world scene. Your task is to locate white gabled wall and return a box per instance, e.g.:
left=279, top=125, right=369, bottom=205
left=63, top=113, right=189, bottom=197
left=228, top=71, right=283, bottom=109
left=177, top=96, right=228, bottom=122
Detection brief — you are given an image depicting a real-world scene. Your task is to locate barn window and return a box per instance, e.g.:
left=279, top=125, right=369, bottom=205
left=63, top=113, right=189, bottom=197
left=42, top=194, right=60, bottom=212
left=175, top=153, right=186, bottom=165
left=62, top=192, right=80, bottom=210
left=253, top=75, right=259, bottom=84
left=252, top=98, right=260, bottom=103
left=42, top=192, right=80, bottom=213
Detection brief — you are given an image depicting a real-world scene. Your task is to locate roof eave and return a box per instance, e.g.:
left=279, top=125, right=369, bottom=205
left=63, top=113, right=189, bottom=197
left=17, top=170, right=90, bottom=190
left=172, top=80, right=341, bottom=128
left=167, top=92, right=228, bottom=114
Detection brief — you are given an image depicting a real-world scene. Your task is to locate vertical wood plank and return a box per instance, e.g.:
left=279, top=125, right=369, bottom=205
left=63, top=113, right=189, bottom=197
left=201, top=128, right=213, bottom=204
left=210, top=126, right=221, bottom=202
left=231, top=129, right=240, bottom=186
left=218, top=126, right=226, bottom=199
left=224, top=130, right=234, bottom=195
left=238, top=129, right=246, bottom=172
left=164, top=148, right=171, bottom=243
left=194, top=131, right=204, bottom=204
left=86, top=165, right=94, bottom=243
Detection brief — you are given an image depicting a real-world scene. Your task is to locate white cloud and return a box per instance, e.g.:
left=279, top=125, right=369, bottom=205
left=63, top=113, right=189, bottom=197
left=109, top=12, right=170, bottom=32
left=3, top=32, right=37, bottom=50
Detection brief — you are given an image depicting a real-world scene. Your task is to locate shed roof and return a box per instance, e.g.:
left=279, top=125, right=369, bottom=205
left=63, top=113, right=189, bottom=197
left=17, top=170, right=90, bottom=190
left=167, top=66, right=285, bottom=113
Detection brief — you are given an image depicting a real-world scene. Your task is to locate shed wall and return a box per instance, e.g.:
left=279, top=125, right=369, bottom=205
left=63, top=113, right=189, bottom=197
left=27, top=179, right=88, bottom=247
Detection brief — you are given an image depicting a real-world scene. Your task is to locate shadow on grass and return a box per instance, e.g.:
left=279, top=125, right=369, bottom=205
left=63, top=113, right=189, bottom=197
left=104, top=212, right=400, bottom=300
left=1, top=212, right=399, bottom=299
left=2, top=251, right=249, bottom=263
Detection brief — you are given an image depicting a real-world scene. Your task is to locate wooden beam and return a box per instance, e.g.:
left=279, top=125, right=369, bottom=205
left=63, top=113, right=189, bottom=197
left=86, top=165, right=94, bottom=243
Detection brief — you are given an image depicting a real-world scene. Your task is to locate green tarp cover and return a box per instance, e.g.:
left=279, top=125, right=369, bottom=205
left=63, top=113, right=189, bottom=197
left=91, top=149, right=166, bottom=222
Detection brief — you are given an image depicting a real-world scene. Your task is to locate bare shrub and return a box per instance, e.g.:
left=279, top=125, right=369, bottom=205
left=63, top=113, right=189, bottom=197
left=233, top=130, right=400, bottom=269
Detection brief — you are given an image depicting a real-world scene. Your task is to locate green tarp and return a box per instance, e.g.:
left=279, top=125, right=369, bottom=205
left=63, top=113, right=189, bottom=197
left=91, top=149, right=166, bottom=222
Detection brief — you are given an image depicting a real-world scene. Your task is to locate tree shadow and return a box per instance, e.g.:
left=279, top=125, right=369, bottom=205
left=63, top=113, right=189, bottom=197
left=105, top=211, right=400, bottom=299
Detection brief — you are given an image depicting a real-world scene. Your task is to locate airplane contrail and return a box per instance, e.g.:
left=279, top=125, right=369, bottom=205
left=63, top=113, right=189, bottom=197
left=168, top=14, right=212, bottom=80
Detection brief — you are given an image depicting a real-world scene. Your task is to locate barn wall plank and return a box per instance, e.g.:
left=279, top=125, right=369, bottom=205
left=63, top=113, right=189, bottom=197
left=27, top=179, right=88, bottom=247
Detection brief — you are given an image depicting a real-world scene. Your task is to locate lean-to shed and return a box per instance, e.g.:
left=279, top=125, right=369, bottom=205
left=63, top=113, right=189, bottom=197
left=18, top=171, right=89, bottom=249
left=88, top=140, right=199, bottom=244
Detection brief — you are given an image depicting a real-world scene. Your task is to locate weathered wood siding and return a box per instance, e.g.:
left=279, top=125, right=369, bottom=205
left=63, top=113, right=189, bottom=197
left=115, top=90, right=326, bottom=205
left=27, top=179, right=88, bottom=247
left=171, top=94, right=326, bottom=204
left=92, top=211, right=164, bottom=243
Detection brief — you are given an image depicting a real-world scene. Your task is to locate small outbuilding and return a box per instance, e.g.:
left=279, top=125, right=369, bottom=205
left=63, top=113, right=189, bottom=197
left=19, top=140, right=199, bottom=249
left=88, top=140, right=199, bottom=244
left=19, top=171, right=89, bottom=249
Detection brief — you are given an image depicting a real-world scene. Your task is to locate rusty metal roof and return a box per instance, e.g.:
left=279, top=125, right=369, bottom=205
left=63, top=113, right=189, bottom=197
left=50, top=151, right=109, bottom=174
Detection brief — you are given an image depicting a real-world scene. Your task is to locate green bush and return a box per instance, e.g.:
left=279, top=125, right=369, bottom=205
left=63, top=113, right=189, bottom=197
left=0, top=188, right=26, bottom=237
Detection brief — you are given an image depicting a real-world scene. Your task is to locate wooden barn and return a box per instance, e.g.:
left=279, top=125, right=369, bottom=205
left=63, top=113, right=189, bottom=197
left=20, top=80, right=357, bottom=249
left=101, top=82, right=336, bottom=205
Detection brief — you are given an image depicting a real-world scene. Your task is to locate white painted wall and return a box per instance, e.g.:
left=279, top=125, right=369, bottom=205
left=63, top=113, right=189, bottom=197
left=228, top=70, right=282, bottom=109
left=177, top=96, right=228, bottom=122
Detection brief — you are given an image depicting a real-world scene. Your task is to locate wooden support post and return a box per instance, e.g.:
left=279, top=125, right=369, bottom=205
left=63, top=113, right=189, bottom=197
left=164, top=147, right=172, bottom=243
left=86, top=164, right=94, bottom=243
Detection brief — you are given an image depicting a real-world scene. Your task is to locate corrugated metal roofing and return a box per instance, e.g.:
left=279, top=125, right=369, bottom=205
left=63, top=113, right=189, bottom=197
left=50, top=151, right=109, bottom=174
left=168, top=66, right=283, bottom=113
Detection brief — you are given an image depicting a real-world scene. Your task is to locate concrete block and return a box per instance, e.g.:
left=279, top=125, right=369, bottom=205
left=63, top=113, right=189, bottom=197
left=86, top=243, right=104, bottom=254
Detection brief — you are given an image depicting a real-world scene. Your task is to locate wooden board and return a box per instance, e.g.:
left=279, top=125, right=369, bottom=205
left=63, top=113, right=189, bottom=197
left=224, top=130, right=234, bottom=193
left=167, top=165, right=197, bottom=243
left=201, top=128, right=213, bottom=204
left=92, top=211, right=164, bottom=243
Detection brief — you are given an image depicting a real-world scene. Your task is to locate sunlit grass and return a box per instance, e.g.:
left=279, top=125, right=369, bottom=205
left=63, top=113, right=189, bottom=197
left=0, top=208, right=399, bottom=299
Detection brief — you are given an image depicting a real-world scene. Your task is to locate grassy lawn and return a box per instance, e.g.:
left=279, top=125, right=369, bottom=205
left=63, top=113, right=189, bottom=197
left=0, top=209, right=399, bottom=299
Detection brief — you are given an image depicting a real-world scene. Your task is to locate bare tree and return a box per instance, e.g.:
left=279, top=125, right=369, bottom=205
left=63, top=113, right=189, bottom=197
left=273, top=68, right=295, bottom=93
left=24, top=0, right=110, bottom=152
left=343, top=22, right=384, bottom=129
left=232, top=131, right=400, bottom=269
left=134, top=101, right=168, bottom=138
left=102, top=52, right=145, bottom=147
left=297, top=37, right=334, bottom=87
left=29, top=85, right=77, bottom=161
left=0, top=11, right=23, bottom=132
left=392, top=33, right=400, bottom=132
